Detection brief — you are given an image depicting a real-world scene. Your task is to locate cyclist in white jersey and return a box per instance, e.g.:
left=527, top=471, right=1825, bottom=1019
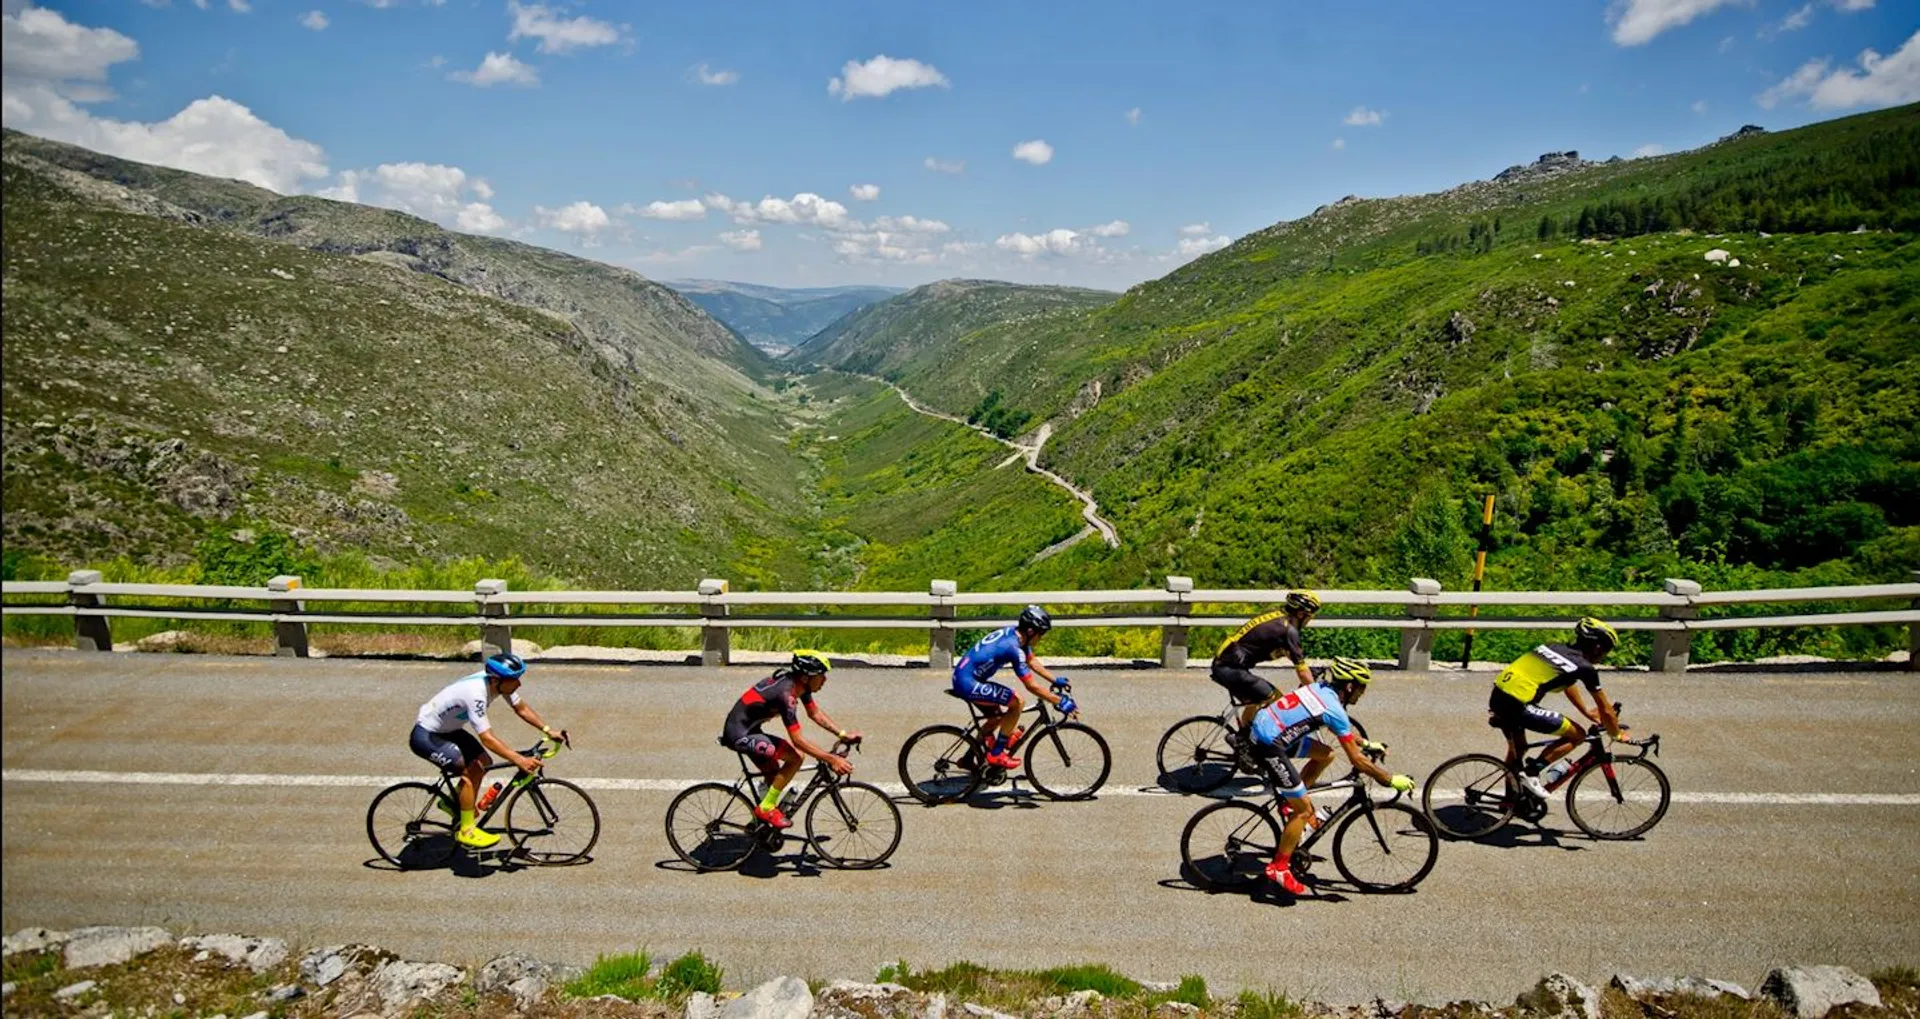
left=408, top=653, right=565, bottom=848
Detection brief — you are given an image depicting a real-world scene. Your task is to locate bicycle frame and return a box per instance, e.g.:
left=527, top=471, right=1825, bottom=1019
left=1516, top=727, right=1662, bottom=794
left=729, top=738, right=865, bottom=833
left=428, top=740, right=563, bottom=828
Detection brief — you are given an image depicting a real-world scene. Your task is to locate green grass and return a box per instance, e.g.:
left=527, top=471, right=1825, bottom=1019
left=654, top=951, right=725, bottom=997
left=1235, top=987, right=1304, bottom=1019
left=872, top=959, right=1210, bottom=1011
left=562, top=949, right=724, bottom=1002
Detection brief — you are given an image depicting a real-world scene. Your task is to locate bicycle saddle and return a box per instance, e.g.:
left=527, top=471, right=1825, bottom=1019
left=943, top=689, right=970, bottom=699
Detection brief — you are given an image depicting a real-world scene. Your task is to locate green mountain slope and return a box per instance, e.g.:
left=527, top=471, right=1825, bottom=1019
left=1, top=135, right=813, bottom=587
left=666, top=280, right=902, bottom=352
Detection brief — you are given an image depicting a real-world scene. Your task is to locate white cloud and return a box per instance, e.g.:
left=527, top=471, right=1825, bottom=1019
left=299, top=9, right=328, bottom=29
left=1831, top=0, right=1873, bottom=9
left=1633, top=143, right=1667, bottom=157
left=317, top=161, right=507, bottom=234
left=508, top=1, right=623, bottom=54
left=719, top=228, right=761, bottom=252
left=1125, top=106, right=1141, bottom=125
left=1086, top=219, right=1130, bottom=238
left=1331, top=137, right=1346, bottom=150
left=1692, top=98, right=1708, bottom=113
left=1757, top=30, right=1920, bottom=109
left=832, top=228, right=941, bottom=264
left=873, top=214, right=949, bottom=233
left=627, top=198, right=706, bottom=221
left=1011, top=139, right=1053, bottom=165
left=1, top=3, right=139, bottom=92
left=534, top=199, right=613, bottom=242
left=996, top=228, right=1088, bottom=258
left=1175, top=234, right=1231, bottom=258
left=449, top=51, right=538, bottom=87
left=692, top=63, right=738, bottom=86
left=828, top=55, right=948, bottom=100
left=704, top=191, right=853, bottom=229
left=1607, top=0, right=1748, bottom=46
left=1780, top=3, right=1815, bottom=30
left=227, top=0, right=252, bottom=11
left=923, top=156, right=965, bottom=174
left=1178, top=222, right=1211, bottom=237
left=848, top=183, right=881, bottom=201
left=1343, top=105, right=1385, bottom=126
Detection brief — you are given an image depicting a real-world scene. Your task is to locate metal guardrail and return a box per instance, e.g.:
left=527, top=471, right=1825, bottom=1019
left=4, top=570, right=1916, bottom=672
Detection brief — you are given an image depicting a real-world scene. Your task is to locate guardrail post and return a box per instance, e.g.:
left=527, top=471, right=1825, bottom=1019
left=929, top=580, right=957, bottom=670
left=699, top=578, right=730, bottom=666
left=1400, top=578, right=1440, bottom=670
left=476, top=579, right=510, bottom=656
left=1651, top=578, right=1701, bottom=673
left=67, top=569, right=111, bottom=652
left=1909, top=570, right=1919, bottom=673
left=268, top=575, right=309, bottom=658
left=1161, top=576, right=1194, bottom=669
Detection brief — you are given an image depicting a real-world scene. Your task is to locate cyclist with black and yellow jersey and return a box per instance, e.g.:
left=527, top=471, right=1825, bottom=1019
left=1210, top=590, right=1320, bottom=732
left=1490, top=617, right=1627, bottom=800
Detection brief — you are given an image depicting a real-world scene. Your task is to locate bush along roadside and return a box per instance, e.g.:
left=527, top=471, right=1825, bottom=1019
left=1, top=925, right=1914, bottom=1019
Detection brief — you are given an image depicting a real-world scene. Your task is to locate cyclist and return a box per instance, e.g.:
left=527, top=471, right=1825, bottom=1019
left=1246, top=656, right=1412, bottom=896
left=951, top=605, right=1074, bottom=770
left=1211, top=590, right=1321, bottom=733
left=722, top=649, right=861, bottom=829
left=1490, top=617, right=1628, bottom=800
left=408, top=652, right=565, bottom=849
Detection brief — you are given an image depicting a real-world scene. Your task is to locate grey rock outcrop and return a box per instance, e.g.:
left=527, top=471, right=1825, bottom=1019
left=1760, top=965, right=1883, bottom=1019
left=368, top=958, right=466, bottom=1011
left=1514, top=972, right=1599, bottom=1019
left=62, top=925, right=172, bottom=969
left=686, top=990, right=725, bottom=1019
left=53, top=979, right=98, bottom=1001
left=2, top=927, right=71, bottom=956
left=721, top=975, right=814, bottom=1019
left=298, top=943, right=395, bottom=988
left=1610, top=974, right=1750, bottom=1001
left=476, top=954, right=583, bottom=1009
left=181, top=933, right=288, bottom=973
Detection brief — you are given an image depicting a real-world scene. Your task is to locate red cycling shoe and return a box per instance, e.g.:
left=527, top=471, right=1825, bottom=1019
left=753, top=805, right=792, bottom=829
left=1264, top=859, right=1307, bottom=895
left=984, top=750, right=1022, bottom=769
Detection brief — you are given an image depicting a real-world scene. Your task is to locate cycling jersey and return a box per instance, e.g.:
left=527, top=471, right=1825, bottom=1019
left=1214, top=610, right=1305, bottom=671
left=953, top=626, right=1032, bottom=685
left=1494, top=644, right=1601, bottom=704
left=722, top=670, right=816, bottom=744
left=416, top=673, right=520, bottom=735
left=1249, top=682, right=1356, bottom=751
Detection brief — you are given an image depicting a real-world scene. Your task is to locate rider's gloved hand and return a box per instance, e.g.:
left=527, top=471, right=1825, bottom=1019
left=1057, top=696, right=1078, bottom=717
left=1388, top=774, right=1414, bottom=793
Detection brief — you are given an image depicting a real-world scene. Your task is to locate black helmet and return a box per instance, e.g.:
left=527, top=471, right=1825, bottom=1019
left=485, top=652, right=527, bottom=682
left=1286, top=590, right=1322, bottom=615
left=1573, top=617, right=1619, bottom=653
left=1018, top=604, right=1054, bottom=635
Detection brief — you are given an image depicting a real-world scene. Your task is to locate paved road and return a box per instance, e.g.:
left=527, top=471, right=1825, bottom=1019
left=4, top=648, right=1916, bottom=1003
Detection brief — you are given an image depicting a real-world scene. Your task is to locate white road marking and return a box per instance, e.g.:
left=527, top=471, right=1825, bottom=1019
left=4, top=769, right=1919, bottom=806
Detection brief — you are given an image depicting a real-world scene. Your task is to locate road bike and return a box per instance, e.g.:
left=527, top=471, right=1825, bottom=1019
left=896, top=679, right=1111, bottom=804
left=1180, top=743, right=1439, bottom=894
left=1157, top=685, right=1371, bottom=795
left=366, top=736, right=599, bottom=869
left=664, top=738, right=902, bottom=872
left=1421, top=704, right=1669, bottom=841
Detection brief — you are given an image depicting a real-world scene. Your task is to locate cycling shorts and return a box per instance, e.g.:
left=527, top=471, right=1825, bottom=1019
left=1488, top=689, right=1576, bottom=737
left=1247, top=739, right=1307, bottom=799
left=409, top=724, right=484, bottom=774
left=952, top=673, right=1015, bottom=706
left=730, top=731, right=793, bottom=774
left=1209, top=663, right=1276, bottom=706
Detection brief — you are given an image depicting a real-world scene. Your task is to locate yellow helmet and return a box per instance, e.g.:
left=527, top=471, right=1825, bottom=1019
left=1286, top=590, right=1322, bottom=614
left=790, top=649, right=832, bottom=675
left=1572, top=617, right=1619, bottom=652
left=1326, top=656, right=1372, bottom=685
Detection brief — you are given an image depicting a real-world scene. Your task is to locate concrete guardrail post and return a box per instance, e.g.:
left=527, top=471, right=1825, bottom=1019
left=1909, top=570, right=1919, bottom=673
left=1161, top=576, right=1194, bottom=669
left=68, top=569, right=111, bottom=652
left=929, top=580, right=957, bottom=670
left=1651, top=578, right=1701, bottom=673
left=268, top=575, right=309, bottom=658
left=476, top=579, right=510, bottom=656
left=1400, top=578, right=1440, bottom=670
left=699, top=578, right=730, bottom=667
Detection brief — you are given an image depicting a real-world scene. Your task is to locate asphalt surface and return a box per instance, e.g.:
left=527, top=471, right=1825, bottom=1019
left=3, top=647, right=1916, bottom=1003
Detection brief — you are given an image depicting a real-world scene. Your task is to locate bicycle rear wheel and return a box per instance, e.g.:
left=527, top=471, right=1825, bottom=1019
left=1155, top=716, right=1239, bottom=794
left=1332, top=802, right=1439, bottom=892
left=1422, top=753, right=1520, bottom=840
left=806, top=780, right=903, bottom=869
left=506, top=777, right=601, bottom=865
left=1566, top=756, right=1670, bottom=840
left=665, top=782, right=759, bottom=871
left=366, top=781, right=456, bottom=870
left=1024, top=722, right=1111, bottom=800
left=897, top=724, right=983, bottom=805
left=1180, top=799, right=1280, bottom=891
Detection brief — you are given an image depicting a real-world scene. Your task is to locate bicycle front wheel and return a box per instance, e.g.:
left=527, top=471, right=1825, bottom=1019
left=1567, top=756, right=1671, bottom=840
left=1422, top=753, right=1519, bottom=840
left=1024, top=722, right=1111, bottom=800
left=665, top=782, right=759, bottom=871
left=898, top=724, right=983, bottom=805
left=806, top=780, right=904, bottom=869
left=1156, top=716, right=1238, bottom=794
left=1181, top=799, right=1280, bottom=891
left=506, top=777, right=601, bottom=865
left=366, top=781, right=456, bottom=870
left=1332, top=802, right=1439, bottom=892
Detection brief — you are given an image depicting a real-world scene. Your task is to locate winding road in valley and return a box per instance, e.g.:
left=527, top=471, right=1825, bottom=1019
left=5, top=648, right=1916, bottom=1003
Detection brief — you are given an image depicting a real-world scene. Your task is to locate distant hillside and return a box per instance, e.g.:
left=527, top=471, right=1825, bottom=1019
left=785, top=279, right=1116, bottom=404
left=0, top=131, right=814, bottom=586
left=666, top=279, right=901, bottom=353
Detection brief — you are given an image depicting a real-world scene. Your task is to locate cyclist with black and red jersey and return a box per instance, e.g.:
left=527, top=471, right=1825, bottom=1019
left=721, top=650, right=862, bottom=829
left=1211, top=590, right=1321, bottom=733
left=1490, top=617, right=1628, bottom=799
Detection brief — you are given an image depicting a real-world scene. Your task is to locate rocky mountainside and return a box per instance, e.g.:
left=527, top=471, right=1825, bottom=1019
left=1, top=131, right=813, bottom=586
left=666, top=279, right=902, bottom=353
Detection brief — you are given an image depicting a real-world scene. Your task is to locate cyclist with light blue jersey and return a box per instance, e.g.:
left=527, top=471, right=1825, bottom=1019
left=951, top=605, right=1075, bottom=769
left=1245, top=657, right=1411, bottom=895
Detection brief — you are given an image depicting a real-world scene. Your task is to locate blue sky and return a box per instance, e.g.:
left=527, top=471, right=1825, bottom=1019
left=3, top=0, right=1916, bottom=289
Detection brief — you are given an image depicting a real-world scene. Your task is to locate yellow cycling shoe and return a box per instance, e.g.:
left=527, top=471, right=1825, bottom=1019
left=455, top=826, right=502, bottom=849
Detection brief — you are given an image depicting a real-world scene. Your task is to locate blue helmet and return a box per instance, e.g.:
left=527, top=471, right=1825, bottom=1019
left=485, top=652, right=527, bottom=682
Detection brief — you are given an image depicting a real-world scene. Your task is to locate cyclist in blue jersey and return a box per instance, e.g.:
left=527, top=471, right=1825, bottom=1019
left=951, top=605, right=1074, bottom=769
left=1245, top=657, right=1411, bottom=895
